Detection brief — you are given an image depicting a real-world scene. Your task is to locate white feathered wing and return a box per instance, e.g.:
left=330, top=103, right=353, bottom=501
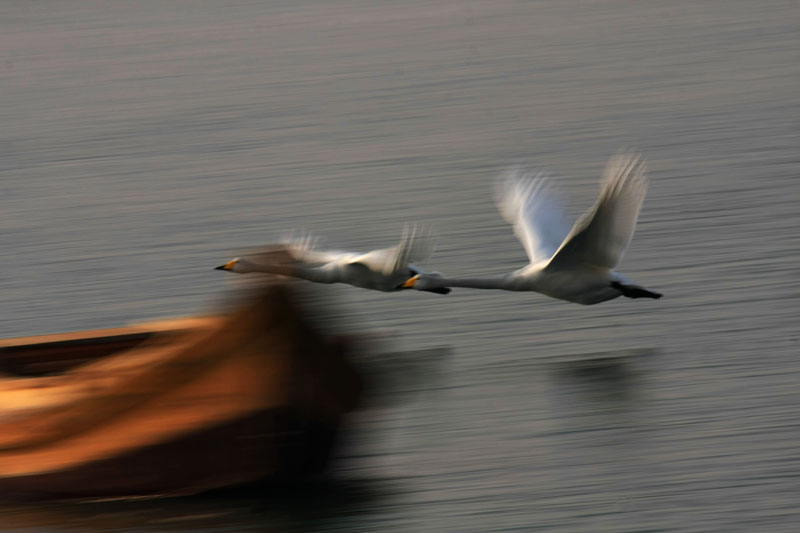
left=547, top=153, right=647, bottom=271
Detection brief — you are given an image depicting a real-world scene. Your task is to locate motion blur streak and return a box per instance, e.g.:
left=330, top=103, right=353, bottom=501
left=0, top=282, right=362, bottom=498
left=1, top=0, right=798, bottom=531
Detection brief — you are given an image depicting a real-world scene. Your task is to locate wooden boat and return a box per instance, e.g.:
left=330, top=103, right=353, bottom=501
left=0, top=283, right=362, bottom=499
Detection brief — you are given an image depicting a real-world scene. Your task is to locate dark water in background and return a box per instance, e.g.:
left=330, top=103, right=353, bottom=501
left=1, top=1, right=799, bottom=531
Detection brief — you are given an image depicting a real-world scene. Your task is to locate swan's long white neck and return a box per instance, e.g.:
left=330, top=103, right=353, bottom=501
left=433, top=275, right=514, bottom=291
left=241, top=260, right=331, bottom=283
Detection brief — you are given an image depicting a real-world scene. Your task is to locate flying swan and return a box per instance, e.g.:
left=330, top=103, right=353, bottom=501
left=216, top=225, right=450, bottom=294
left=403, top=153, right=662, bottom=304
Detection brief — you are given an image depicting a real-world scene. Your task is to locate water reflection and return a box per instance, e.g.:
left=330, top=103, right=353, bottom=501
left=541, top=348, right=659, bottom=464
left=356, top=346, right=453, bottom=407
left=548, top=348, right=657, bottom=406
left=1, top=477, right=395, bottom=532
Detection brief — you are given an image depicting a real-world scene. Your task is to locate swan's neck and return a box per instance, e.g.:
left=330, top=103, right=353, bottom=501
left=245, top=262, right=331, bottom=283
left=437, top=275, right=513, bottom=290
left=250, top=263, right=294, bottom=276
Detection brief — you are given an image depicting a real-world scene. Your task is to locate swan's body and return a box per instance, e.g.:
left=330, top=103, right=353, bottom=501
left=404, top=153, right=661, bottom=304
left=216, top=226, right=450, bottom=295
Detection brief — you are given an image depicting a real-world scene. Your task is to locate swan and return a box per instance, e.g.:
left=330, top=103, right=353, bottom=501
left=403, top=153, right=662, bottom=304
left=215, top=225, right=451, bottom=294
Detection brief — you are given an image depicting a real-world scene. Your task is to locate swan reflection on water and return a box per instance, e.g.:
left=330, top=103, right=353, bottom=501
left=548, top=348, right=659, bottom=404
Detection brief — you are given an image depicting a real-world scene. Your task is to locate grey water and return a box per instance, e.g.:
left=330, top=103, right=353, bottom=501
left=1, top=1, right=799, bottom=531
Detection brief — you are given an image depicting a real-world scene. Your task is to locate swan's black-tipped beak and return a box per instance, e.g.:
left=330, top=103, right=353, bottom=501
left=215, top=258, right=239, bottom=272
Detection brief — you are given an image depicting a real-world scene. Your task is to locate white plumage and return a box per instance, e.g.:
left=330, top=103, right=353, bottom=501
left=404, top=153, right=661, bottom=304
left=216, top=225, right=450, bottom=295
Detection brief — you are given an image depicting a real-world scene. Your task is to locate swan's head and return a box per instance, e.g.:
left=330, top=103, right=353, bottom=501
left=214, top=257, right=255, bottom=274
left=401, top=272, right=449, bottom=293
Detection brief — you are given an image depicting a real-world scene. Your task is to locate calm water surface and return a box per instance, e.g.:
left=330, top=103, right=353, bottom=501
left=1, top=1, right=798, bottom=531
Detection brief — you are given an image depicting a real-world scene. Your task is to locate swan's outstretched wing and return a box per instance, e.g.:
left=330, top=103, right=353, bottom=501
left=245, top=244, right=299, bottom=266
left=282, top=231, right=354, bottom=265
left=547, top=153, right=648, bottom=271
left=496, top=167, right=571, bottom=266
left=351, top=224, right=434, bottom=275
left=388, top=224, right=433, bottom=275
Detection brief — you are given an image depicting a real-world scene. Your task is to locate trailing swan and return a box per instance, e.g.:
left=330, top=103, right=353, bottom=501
left=216, top=225, right=450, bottom=295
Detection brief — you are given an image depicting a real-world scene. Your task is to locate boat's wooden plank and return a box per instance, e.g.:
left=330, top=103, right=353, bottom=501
left=0, top=317, right=218, bottom=376
left=0, top=317, right=216, bottom=351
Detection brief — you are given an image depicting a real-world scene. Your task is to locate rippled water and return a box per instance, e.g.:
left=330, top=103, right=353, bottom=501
left=2, top=1, right=799, bottom=531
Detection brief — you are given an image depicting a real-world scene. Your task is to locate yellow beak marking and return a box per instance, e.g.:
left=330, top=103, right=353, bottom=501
left=402, top=275, right=420, bottom=288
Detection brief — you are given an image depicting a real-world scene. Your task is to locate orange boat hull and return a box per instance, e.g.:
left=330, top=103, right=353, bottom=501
left=0, top=284, right=361, bottom=499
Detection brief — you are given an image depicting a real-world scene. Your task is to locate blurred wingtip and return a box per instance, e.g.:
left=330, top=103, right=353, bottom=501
left=495, top=164, right=555, bottom=224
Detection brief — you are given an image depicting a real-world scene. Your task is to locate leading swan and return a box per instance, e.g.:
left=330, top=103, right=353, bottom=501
left=403, top=153, right=662, bottom=304
left=216, top=225, right=450, bottom=294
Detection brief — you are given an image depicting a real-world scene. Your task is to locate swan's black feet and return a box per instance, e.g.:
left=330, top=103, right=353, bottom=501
left=611, top=281, right=662, bottom=299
